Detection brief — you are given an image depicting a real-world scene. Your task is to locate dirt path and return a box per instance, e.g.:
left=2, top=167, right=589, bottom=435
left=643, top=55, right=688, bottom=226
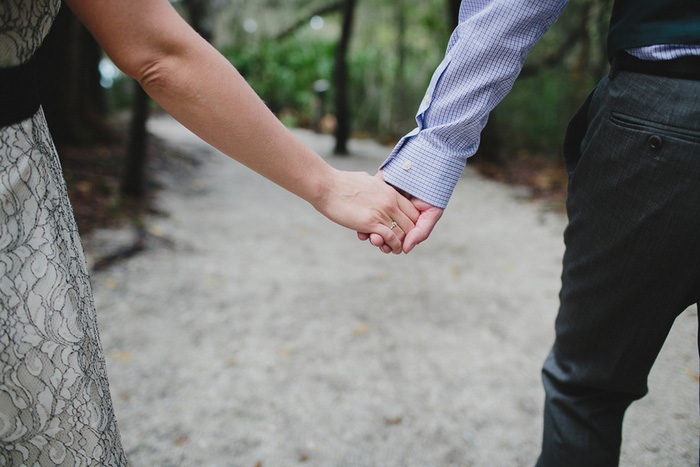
left=85, top=116, right=698, bottom=466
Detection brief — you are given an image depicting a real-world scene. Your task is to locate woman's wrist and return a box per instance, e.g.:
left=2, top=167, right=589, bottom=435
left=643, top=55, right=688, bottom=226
left=306, top=164, right=337, bottom=216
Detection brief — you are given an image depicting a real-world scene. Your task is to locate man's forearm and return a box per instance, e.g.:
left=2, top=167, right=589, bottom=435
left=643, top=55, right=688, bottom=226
left=381, top=0, right=569, bottom=208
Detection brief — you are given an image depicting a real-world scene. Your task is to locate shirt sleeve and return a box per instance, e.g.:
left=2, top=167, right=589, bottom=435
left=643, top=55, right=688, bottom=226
left=381, top=0, right=569, bottom=209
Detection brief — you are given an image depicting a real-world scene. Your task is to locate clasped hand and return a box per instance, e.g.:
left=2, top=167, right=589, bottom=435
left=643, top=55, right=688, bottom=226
left=358, top=192, right=443, bottom=254
left=356, top=172, right=443, bottom=254
left=313, top=169, right=442, bottom=254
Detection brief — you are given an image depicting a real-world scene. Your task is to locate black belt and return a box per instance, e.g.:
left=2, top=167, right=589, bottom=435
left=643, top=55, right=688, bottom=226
left=0, top=55, right=41, bottom=127
left=611, top=51, right=700, bottom=81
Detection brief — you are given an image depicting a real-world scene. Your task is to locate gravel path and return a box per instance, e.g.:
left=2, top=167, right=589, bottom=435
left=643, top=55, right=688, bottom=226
left=85, top=116, right=698, bottom=466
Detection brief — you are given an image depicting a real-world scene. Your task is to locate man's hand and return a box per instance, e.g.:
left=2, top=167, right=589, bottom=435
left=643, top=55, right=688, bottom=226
left=358, top=196, right=443, bottom=254
left=316, top=170, right=419, bottom=254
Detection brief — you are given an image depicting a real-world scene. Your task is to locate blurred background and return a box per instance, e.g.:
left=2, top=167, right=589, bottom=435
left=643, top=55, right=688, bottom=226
left=37, top=0, right=612, bottom=234
left=32, top=3, right=700, bottom=463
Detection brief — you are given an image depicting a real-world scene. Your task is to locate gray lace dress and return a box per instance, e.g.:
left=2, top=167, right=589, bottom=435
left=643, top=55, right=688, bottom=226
left=0, top=1, right=126, bottom=464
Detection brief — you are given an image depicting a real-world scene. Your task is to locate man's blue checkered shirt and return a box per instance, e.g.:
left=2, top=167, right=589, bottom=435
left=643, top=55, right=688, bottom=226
left=380, top=0, right=700, bottom=209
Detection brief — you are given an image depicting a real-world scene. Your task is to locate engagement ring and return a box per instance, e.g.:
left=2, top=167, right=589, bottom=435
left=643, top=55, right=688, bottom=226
left=390, top=221, right=398, bottom=230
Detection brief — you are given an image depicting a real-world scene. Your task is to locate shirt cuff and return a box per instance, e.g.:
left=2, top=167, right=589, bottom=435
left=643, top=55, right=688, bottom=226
left=380, top=133, right=470, bottom=209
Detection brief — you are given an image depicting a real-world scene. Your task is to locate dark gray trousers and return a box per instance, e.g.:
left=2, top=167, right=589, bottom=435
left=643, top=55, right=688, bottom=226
left=536, top=70, right=700, bottom=466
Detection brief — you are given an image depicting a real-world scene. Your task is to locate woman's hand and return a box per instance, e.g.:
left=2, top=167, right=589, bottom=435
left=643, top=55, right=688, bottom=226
left=359, top=196, right=443, bottom=254
left=313, top=170, right=419, bottom=254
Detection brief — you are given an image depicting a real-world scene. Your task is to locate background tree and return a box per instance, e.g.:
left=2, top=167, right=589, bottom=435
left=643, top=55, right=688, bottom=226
left=182, top=0, right=214, bottom=42
left=36, top=6, right=108, bottom=148
left=391, top=0, right=409, bottom=138
left=333, top=0, right=357, bottom=155
left=447, top=0, right=460, bottom=29
left=121, top=82, right=150, bottom=198
left=54, top=0, right=614, bottom=232
left=490, top=0, right=611, bottom=157
left=275, top=1, right=343, bottom=41
left=121, top=0, right=219, bottom=198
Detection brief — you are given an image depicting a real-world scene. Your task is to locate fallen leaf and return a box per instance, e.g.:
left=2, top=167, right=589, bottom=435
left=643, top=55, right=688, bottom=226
left=376, top=271, right=389, bottom=281
left=109, top=351, right=133, bottom=362
left=148, top=223, right=164, bottom=237
left=277, top=348, right=296, bottom=357
left=353, top=323, right=370, bottom=335
left=173, top=436, right=188, bottom=446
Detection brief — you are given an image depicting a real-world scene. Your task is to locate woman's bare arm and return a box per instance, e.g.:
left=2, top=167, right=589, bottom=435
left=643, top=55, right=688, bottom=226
left=64, top=0, right=418, bottom=252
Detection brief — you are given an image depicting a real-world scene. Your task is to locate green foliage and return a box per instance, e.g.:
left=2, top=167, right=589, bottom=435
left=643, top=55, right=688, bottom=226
left=218, top=1, right=449, bottom=141
left=349, top=0, right=450, bottom=140
left=222, top=36, right=336, bottom=116
left=96, top=0, right=615, bottom=162
left=489, top=0, right=612, bottom=156
left=213, top=0, right=611, bottom=158
left=495, top=69, right=578, bottom=153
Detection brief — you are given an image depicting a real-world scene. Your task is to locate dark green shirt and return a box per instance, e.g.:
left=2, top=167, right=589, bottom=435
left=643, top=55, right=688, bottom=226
left=608, top=0, right=700, bottom=56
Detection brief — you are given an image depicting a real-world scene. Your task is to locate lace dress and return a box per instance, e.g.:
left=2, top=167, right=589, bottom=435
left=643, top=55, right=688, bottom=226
left=0, top=1, right=126, bottom=464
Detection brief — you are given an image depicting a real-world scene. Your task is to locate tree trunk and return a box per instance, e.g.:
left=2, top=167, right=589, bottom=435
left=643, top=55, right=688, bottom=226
left=391, top=0, right=408, bottom=136
left=35, top=6, right=109, bottom=147
left=182, top=0, right=213, bottom=42
left=121, top=0, right=217, bottom=199
left=333, top=0, right=357, bottom=155
left=447, top=0, right=460, bottom=31
left=121, top=82, right=151, bottom=198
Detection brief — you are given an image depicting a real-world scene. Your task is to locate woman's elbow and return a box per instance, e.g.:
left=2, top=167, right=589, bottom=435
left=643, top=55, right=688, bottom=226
left=133, top=57, right=171, bottom=89
left=111, top=50, right=174, bottom=93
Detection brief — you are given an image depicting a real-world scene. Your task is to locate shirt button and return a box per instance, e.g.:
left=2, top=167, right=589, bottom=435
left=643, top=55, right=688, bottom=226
left=402, top=161, right=413, bottom=170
